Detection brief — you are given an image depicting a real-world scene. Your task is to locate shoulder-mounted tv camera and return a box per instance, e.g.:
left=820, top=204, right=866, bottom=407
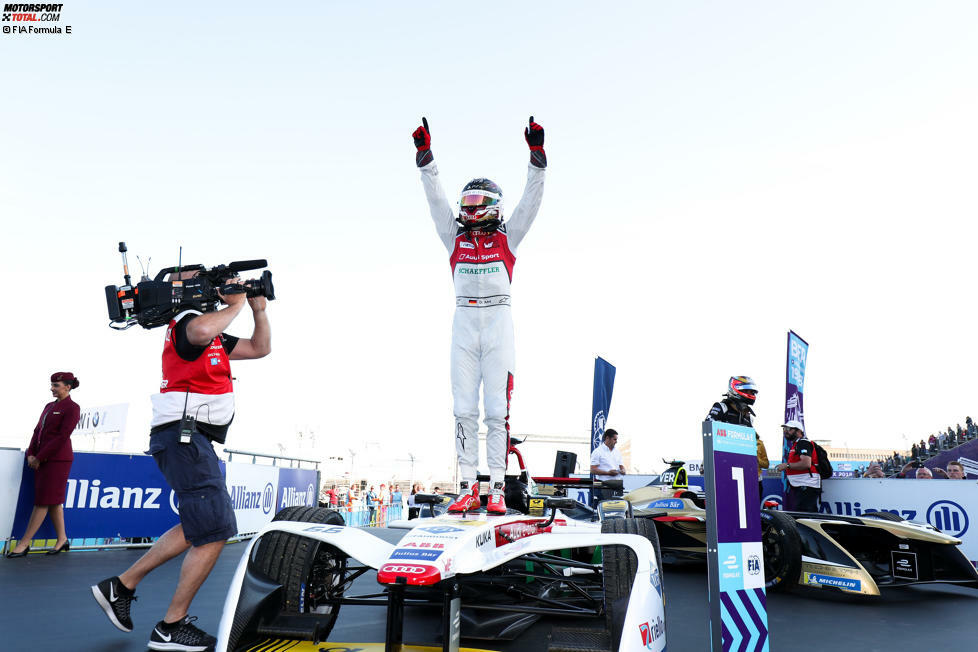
left=105, top=242, right=275, bottom=330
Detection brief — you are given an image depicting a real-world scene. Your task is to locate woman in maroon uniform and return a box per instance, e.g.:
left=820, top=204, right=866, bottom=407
left=7, top=371, right=80, bottom=557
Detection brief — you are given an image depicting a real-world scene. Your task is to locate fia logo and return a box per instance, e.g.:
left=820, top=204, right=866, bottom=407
left=747, top=555, right=761, bottom=575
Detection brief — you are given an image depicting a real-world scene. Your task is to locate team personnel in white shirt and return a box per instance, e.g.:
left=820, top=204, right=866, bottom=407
left=590, top=429, right=626, bottom=501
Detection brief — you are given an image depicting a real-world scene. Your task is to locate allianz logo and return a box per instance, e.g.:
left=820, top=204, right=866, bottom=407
left=821, top=501, right=917, bottom=520
left=65, top=478, right=167, bottom=510
left=820, top=500, right=969, bottom=537
left=230, top=482, right=274, bottom=514
left=280, top=484, right=315, bottom=509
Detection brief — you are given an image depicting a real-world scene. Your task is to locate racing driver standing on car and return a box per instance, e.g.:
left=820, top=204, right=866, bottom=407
left=413, top=116, right=546, bottom=515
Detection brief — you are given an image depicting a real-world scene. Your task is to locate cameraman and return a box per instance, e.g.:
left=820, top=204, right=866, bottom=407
left=92, top=279, right=270, bottom=652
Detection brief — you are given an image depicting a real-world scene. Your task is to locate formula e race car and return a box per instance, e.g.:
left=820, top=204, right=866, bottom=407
left=216, top=498, right=665, bottom=652
left=625, top=462, right=978, bottom=596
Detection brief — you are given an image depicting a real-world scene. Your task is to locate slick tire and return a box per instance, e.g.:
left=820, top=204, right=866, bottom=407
left=254, top=506, right=347, bottom=628
left=760, top=509, right=802, bottom=592
left=601, top=518, right=663, bottom=650
left=863, top=511, right=904, bottom=522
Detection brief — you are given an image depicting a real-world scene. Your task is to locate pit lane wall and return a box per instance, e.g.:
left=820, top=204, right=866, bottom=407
left=761, top=476, right=978, bottom=566
left=0, top=448, right=321, bottom=544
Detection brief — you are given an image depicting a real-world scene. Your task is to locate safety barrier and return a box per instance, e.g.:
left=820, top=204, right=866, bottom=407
left=0, top=447, right=394, bottom=553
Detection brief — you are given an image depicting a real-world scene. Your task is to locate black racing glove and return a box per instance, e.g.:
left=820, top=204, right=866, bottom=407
left=524, top=115, right=546, bottom=168
left=413, top=117, right=433, bottom=167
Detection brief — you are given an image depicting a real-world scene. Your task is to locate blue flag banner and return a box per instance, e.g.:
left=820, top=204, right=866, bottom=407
left=783, top=331, right=809, bottom=484
left=784, top=331, right=809, bottom=428
left=591, top=356, right=616, bottom=453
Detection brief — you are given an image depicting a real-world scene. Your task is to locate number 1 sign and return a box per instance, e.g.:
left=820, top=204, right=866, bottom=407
left=703, top=420, right=770, bottom=652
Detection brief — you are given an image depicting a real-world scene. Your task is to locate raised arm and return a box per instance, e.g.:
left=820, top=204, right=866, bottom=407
left=414, top=117, right=457, bottom=251
left=504, top=116, right=547, bottom=250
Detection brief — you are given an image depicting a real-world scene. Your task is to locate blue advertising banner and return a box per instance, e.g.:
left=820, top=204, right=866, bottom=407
left=783, top=331, right=809, bottom=485
left=11, top=452, right=186, bottom=539
left=591, top=356, right=616, bottom=453
left=784, top=331, right=808, bottom=428
left=703, top=420, right=769, bottom=652
left=276, top=467, right=319, bottom=511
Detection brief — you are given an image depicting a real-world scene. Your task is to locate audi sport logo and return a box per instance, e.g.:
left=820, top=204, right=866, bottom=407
left=380, top=564, right=426, bottom=574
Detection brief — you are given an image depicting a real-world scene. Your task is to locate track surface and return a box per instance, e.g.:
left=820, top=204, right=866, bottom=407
left=2, top=527, right=975, bottom=651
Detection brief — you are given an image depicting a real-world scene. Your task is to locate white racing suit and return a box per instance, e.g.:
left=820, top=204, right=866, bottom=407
left=421, top=161, right=545, bottom=487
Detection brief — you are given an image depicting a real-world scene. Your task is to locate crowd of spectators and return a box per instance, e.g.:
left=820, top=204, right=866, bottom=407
left=858, top=416, right=976, bottom=478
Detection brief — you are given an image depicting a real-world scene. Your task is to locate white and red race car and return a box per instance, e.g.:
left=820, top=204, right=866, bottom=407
left=215, top=464, right=664, bottom=652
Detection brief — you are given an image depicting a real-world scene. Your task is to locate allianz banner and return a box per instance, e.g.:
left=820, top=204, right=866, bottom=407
left=225, top=461, right=279, bottom=535
left=276, top=467, right=319, bottom=511
left=822, top=479, right=977, bottom=565
left=12, top=452, right=182, bottom=539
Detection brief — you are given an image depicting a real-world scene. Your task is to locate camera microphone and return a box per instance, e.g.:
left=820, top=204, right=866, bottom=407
left=228, top=259, right=268, bottom=273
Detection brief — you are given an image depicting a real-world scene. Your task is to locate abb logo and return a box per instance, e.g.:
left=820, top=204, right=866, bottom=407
left=380, top=565, right=425, bottom=574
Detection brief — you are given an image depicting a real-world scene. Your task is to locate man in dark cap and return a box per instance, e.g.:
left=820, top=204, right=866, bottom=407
left=92, top=283, right=271, bottom=652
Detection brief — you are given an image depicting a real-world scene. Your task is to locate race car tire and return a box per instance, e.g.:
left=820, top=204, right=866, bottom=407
left=760, top=509, right=801, bottom=592
left=601, top=518, right=663, bottom=650
left=862, top=511, right=904, bottom=522
left=254, top=506, right=347, bottom=628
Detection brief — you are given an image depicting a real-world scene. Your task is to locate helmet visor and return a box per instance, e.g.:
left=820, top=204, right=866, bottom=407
left=460, top=192, right=499, bottom=212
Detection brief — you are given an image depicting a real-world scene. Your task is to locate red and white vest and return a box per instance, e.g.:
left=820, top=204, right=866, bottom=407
left=150, top=310, right=235, bottom=427
left=786, top=438, right=820, bottom=488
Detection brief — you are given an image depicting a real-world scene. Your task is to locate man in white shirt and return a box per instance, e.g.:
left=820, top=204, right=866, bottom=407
left=590, top=429, right=626, bottom=502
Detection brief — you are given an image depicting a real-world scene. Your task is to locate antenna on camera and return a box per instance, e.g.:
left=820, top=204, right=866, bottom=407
left=136, top=255, right=152, bottom=282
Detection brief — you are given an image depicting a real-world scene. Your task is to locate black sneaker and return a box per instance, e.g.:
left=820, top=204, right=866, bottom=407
left=148, top=616, right=217, bottom=652
left=90, top=576, right=136, bottom=632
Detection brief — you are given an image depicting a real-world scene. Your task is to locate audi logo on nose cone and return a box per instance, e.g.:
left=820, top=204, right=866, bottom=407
left=381, top=565, right=426, bottom=574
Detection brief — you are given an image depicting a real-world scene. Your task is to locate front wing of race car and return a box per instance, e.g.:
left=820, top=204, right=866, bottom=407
left=216, top=515, right=666, bottom=652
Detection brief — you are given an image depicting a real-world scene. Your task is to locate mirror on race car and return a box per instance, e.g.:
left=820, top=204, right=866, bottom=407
left=545, top=497, right=580, bottom=510
left=596, top=478, right=624, bottom=491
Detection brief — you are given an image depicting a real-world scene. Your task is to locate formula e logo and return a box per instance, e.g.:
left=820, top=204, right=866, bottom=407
left=380, top=565, right=425, bottom=574
left=723, top=555, right=738, bottom=570
left=747, top=554, right=761, bottom=575
left=419, top=526, right=464, bottom=534
left=927, top=500, right=968, bottom=537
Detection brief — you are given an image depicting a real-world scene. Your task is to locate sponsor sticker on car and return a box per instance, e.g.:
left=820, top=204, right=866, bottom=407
left=647, top=499, right=685, bottom=510
left=891, top=551, right=918, bottom=580
left=390, top=549, right=443, bottom=561
left=803, top=572, right=862, bottom=591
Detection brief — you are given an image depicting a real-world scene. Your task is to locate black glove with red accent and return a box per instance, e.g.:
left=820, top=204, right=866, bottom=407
left=413, top=117, right=433, bottom=167
left=524, top=116, right=546, bottom=168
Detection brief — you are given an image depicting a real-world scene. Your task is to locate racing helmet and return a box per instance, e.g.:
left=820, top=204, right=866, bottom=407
left=457, top=178, right=503, bottom=231
left=726, top=376, right=758, bottom=405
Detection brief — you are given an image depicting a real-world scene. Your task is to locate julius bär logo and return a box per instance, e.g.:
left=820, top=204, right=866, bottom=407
left=3, top=3, right=71, bottom=35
